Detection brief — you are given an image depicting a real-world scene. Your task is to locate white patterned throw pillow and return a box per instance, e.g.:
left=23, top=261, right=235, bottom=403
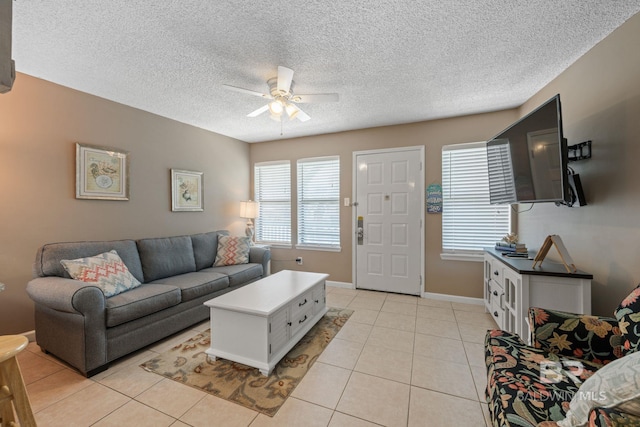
left=60, top=250, right=141, bottom=297
left=556, top=350, right=640, bottom=427
left=214, top=235, right=251, bottom=266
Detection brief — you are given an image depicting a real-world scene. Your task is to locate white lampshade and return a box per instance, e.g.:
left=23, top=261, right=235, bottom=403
left=240, top=200, right=260, bottom=219
left=285, top=103, right=299, bottom=120
left=268, top=99, right=284, bottom=115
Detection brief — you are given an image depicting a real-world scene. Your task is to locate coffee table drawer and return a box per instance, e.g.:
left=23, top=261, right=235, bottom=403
left=290, top=305, right=313, bottom=337
left=290, top=290, right=313, bottom=319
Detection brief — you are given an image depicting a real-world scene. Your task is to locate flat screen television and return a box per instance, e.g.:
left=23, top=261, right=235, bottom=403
left=487, top=94, right=571, bottom=205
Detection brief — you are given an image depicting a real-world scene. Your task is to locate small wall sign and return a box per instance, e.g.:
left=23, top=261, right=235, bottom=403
left=426, top=183, right=442, bottom=214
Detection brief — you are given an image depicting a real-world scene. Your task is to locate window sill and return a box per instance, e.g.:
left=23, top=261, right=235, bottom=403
left=295, top=244, right=342, bottom=253
left=440, top=252, right=484, bottom=262
left=256, top=243, right=292, bottom=250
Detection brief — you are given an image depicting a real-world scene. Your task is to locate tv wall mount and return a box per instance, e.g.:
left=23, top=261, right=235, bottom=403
left=567, top=140, right=592, bottom=162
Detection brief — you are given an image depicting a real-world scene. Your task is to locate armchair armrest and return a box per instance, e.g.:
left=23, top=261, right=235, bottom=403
left=27, top=276, right=106, bottom=315
left=528, top=307, right=625, bottom=365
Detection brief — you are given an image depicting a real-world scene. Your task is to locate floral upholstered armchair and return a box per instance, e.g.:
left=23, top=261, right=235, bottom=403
left=485, top=284, right=640, bottom=427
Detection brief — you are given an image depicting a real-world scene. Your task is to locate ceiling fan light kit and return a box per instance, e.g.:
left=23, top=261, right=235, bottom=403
left=224, top=65, right=338, bottom=124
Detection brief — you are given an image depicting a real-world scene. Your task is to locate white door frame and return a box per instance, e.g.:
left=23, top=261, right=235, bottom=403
left=351, top=146, right=425, bottom=293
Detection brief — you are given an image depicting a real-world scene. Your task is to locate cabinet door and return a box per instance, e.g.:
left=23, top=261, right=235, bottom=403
left=312, top=283, right=326, bottom=315
left=483, top=255, right=492, bottom=311
left=502, top=269, right=520, bottom=336
left=269, top=307, right=289, bottom=357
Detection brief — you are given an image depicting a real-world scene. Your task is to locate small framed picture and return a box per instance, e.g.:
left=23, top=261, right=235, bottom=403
left=76, top=143, right=130, bottom=200
left=171, top=169, right=203, bottom=211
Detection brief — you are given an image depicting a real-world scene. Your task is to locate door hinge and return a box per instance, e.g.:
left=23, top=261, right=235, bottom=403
left=269, top=344, right=272, bottom=354
left=419, top=275, right=422, bottom=286
left=420, top=162, right=423, bottom=171
left=269, top=323, right=271, bottom=333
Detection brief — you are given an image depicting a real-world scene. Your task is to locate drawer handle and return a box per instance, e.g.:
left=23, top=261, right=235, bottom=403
left=287, top=321, right=292, bottom=326
left=493, top=270, right=499, bottom=276
left=493, top=311, right=499, bottom=317
left=298, top=315, right=308, bottom=324
left=493, top=290, right=498, bottom=296
left=314, top=299, right=319, bottom=304
left=299, top=299, right=308, bottom=307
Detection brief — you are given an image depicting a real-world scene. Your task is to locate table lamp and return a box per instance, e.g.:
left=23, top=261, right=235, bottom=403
left=240, top=200, right=260, bottom=243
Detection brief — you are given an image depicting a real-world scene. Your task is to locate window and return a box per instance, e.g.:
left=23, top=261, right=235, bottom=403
left=297, top=156, right=340, bottom=250
left=441, top=142, right=510, bottom=260
left=254, top=161, right=291, bottom=246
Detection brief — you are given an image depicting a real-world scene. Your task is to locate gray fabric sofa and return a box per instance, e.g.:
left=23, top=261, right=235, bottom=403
left=26, top=231, right=270, bottom=377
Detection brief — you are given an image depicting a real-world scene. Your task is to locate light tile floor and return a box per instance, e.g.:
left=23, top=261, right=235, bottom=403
left=15, top=286, right=498, bottom=427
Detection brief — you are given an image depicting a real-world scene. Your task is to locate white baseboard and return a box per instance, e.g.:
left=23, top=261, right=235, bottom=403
left=326, top=280, right=354, bottom=289
left=421, top=292, right=484, bottom=306
left=21, top=330, right=36, bottom=342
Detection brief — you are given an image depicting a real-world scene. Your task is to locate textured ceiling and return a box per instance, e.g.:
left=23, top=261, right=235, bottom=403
left=11, top=1, right=640, bottom=143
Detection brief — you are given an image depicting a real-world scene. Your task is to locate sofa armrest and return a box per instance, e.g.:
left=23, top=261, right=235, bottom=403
left=249, top=246, right=271, bottom=276
left=528, top=307, right=625, bottom=364
left=27, top=276, right=106, bottom=314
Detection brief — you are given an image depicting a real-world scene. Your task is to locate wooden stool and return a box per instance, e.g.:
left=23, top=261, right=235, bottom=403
left=0, top=335, right=36, bottom=427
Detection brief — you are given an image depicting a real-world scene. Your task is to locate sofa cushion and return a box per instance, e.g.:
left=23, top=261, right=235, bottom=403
left=486, top=330, right=602, bottom=427
left=214, top=235, right=251, bottom=266
left=614, top=284, right=640, bottom=355
left=60, top=250, right=141, bottom=297
left=137, top=235, right=196, bottom=282
left=530, top=307, right=625, bottom=364
left=204, top=263, right=263, bottom=287
left=34, top=240, right=144, bottom=283
left=556, top=351, right=640, bottom=427
left=106, top=284, right=181, bottom=327
left=190, top=230, right=228, bottom=270
left=149, top=271, right=229, bottom=302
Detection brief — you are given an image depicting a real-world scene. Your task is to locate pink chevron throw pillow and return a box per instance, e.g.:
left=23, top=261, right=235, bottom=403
left=60, top=250, right=141, bottom=297
left=214, top=235, right=251, bottom=266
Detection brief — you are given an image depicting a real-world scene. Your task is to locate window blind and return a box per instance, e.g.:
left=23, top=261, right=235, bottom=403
left=442, top=142, right=510, bottom=254
left=254, top=161, right=291, bottom=245
left=297, top=156, right=340, bottom=249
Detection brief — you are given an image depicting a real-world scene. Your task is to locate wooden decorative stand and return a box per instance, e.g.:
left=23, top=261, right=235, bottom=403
left=532, top=235, right=577, bottom=273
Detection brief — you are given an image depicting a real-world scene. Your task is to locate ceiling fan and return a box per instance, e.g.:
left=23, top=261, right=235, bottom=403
left=223, top=66, right=339, bottom=122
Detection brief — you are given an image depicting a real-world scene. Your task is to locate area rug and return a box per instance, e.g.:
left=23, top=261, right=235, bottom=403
left=140, top=307, right=352, bottom=416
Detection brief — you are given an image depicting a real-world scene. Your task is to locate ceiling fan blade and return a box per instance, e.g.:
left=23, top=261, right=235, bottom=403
left=277, top=66, right=294, bottom=93
left=295, top=107, right=311, bottom=122
left=292, top=93, right=339, bottom=103
left=223, top=84, right=271, bottom=99
left=247, top=104, right=269, bottom=117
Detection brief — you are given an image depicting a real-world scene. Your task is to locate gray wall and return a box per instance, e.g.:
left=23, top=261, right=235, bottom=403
left=250, top=111, right=519, bottom=296
left=251, top=12, right=640, bottom=313
left=0, top=74, right=250, bottom=334
left=2, top=11, right=638, bottom=334
left=517, top=12, right=640, bottom=315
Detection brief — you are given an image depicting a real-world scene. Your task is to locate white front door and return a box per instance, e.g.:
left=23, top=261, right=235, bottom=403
left=353, top=147, right=424, bottom=295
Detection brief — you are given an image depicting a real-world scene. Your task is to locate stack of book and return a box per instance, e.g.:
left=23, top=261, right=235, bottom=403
left=495, top=241, right=528, bottom=257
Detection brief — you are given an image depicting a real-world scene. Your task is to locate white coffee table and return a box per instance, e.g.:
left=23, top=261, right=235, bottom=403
left=204, top=270, right=329, bottom=376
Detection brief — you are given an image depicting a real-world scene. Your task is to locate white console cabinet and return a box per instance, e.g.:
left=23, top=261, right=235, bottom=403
left=483, top=248, right=592, bottom=343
